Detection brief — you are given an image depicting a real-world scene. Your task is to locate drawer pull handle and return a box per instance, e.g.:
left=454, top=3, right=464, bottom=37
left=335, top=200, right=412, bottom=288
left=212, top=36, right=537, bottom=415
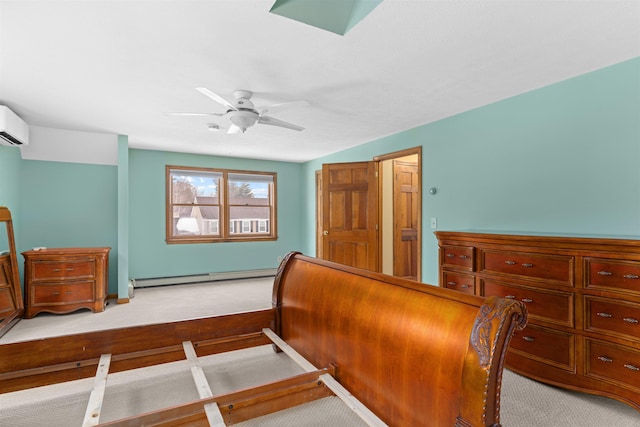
left=623, top=274, right=639, bottom=280
left=522, top=336, right=535, bottom=342
left=504, top=260, right=516, bottom=265
left=521, top=298, right=534, bottom=303
left=459, top=255, right=468, bottom=259
left=66, top=267, right=74, bottom=271
left=53, top=268, right=61, bottom=272
left=597, top=356, right=613, bottom=363
left=624, top=364, right=640, bottom=372
left=65, top=291, right=73, bottom=295
left=521, top=263, right=534, bottom=268
left=597, top=271, right=613, bottom=276
left=52, top=291, right=61, bottom=296
left=460, top=284, right=470, bottom=288
left=504, top=295, right=516, bottom=299
left=446, top=254, right=455, bottom=258
left=623, top=317, right=639, bottom=324
left=447, top=281, right=456, bottom=286
left=596, top=312, right=613, bottom=318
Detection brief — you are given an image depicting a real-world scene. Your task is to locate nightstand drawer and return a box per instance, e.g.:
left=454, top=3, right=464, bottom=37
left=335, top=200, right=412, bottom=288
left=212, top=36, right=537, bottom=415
left=585, top=297, right=640, bottom=341
left=510, top=324, right=575, bottom=371
left=585, top=258, right=640, bottom=294
left=31, top=282, right=94, bottom=305
left=586, top=339, right=640, bottom=392
left=441, top=245, right=474, bottom=271
left=32, top=260, right=95, bottom=281
left=480, top=250, right=573, bottom=284
left=442, top=271, right=475, bottom=294
left=482, top=280, right=573, bottom=327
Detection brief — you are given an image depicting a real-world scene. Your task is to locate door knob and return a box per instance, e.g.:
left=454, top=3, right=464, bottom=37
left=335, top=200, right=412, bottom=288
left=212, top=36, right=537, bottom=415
left=323, top=230, right=329, bottom=236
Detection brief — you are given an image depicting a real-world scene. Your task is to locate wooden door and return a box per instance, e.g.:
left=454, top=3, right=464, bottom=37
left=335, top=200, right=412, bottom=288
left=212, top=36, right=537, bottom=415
left=321, top=161, right=379, bottom=271
left=393, top=160, right=419, bottom=280
left=315, top=170, right=323, bottom=259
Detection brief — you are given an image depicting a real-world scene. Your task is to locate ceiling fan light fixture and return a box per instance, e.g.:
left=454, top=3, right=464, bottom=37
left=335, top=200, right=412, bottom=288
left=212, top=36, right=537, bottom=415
left=228, top=110, right=258, bottom=132
left=176, top=87, right=305, bottom=134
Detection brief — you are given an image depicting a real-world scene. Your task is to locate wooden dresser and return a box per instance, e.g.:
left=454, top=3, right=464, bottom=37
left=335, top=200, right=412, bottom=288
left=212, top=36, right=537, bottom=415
left=23, top=247, right=111, bottom=318
left=435, top=231, right=640, bottom=411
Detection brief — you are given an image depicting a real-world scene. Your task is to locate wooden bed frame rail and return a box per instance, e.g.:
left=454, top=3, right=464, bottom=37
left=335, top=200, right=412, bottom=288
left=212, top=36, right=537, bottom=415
left=0, top=310, right=273, bottom=393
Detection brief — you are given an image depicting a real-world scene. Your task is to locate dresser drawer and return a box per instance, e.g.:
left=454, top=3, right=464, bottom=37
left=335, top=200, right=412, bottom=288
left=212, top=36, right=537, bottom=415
left=480, top=250, right=573, bottom=284
left=31, top=260, right=95, bottom=281
left=586, top=339, right=640, bottom=392
left=442, top=271, right=475, bottom=294
left=482, top=280, right=573, bottom=327
left=510, top=325, right=575, bottom=371
left=31, top=282, right=94, bottom=305
left=585, top=297, right=640, bottom=341
left=585, top=258, right=640, bottom=294
left=441, top=245, right=474, bottom=271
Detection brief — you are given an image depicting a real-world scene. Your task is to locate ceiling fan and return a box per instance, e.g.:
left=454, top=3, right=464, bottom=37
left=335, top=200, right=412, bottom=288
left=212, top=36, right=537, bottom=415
left=167, top=87, right=307, bottom=134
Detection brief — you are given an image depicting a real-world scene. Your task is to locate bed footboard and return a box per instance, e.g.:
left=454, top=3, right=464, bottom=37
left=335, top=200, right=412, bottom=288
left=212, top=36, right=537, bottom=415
left=272, top=252, right=527, bottom=427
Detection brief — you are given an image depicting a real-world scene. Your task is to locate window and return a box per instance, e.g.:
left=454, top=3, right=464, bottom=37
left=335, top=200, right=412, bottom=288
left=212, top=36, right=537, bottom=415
left=167, top=166, right=276, bottom=243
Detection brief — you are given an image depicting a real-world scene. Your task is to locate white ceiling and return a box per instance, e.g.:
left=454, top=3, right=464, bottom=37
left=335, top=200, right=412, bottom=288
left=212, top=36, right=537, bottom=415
left=1, top=1, right=638, bottom=163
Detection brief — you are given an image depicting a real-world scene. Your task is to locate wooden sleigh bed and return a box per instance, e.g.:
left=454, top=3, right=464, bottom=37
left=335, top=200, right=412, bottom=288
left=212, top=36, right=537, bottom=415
left=0, top=252, right=527, bottom=426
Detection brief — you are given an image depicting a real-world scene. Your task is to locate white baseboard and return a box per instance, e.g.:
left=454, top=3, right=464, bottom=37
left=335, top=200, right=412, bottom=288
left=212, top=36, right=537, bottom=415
left=131, top=269, right=276, bottom=288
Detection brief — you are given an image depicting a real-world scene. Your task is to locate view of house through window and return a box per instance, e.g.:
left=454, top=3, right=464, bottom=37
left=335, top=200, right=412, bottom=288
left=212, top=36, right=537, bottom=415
left=166, top=166, right=276, bottom=243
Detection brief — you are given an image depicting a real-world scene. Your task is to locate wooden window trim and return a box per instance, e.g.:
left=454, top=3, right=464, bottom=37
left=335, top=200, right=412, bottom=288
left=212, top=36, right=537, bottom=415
left=166, top=165, right=277, bottom=244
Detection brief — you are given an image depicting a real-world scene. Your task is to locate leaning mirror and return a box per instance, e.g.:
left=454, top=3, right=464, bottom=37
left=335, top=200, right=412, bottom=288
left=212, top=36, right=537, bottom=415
left=0, top=206, right=24, bottom=337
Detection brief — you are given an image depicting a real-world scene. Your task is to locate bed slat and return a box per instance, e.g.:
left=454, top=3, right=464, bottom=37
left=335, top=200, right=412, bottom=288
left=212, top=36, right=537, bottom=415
left=182, top=341, right=226, bottom=426
left=83, top=353, right=111, bottom=427
left=263, top=328, right=388, bottom=427
left=182, top=341, right=213, bottom=398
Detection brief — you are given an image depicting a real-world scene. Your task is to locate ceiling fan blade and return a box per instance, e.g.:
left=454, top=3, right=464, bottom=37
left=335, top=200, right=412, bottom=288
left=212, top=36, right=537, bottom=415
left=196, top=87, right=238, bottom=111
left=258, top=100, right=309, bottom=115
left=258, top=115, right=304, bottom=131
left=164, top=112, right=223, bottom=117
left=227, top=123, right=243, bottom=134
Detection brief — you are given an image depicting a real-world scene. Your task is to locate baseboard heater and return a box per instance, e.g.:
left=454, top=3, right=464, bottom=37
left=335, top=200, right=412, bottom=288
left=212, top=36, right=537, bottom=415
left=130, top=269, right=277, bottom=289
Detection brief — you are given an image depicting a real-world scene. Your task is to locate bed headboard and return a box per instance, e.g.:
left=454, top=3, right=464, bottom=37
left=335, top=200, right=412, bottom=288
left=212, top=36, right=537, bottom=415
left=272, top=252, right=527, bottom=427
left=0, top=206, right=23, bottom=338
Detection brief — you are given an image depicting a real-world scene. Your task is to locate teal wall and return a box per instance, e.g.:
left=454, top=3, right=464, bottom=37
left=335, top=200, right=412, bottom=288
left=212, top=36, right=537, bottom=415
left=2, top=57, right=638, bottom=293
left=302, top=57, right=640, bottom=286
left=0, top=145, right=22, bottom=226
left=117, top=136, right=130, bottom=299
left=19, top=160, right=119, bottom=293
left=128, top=149, right=304, bottom=279
left=0, top=145, right=23, bottom=279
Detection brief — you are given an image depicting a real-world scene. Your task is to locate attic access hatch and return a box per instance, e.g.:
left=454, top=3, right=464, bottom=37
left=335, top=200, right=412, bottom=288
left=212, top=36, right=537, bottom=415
left=269, top=0, right=382, bottom=36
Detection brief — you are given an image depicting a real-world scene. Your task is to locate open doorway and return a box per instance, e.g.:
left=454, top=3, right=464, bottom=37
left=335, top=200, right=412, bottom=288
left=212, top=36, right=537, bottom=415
left=316, top=147, right=422, bottom=281
left=376, top=148, right=421, bottom=281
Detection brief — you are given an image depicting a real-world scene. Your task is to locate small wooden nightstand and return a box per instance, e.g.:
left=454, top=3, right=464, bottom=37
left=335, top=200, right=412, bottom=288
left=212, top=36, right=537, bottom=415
left=22, top=247, right=111, bottom=318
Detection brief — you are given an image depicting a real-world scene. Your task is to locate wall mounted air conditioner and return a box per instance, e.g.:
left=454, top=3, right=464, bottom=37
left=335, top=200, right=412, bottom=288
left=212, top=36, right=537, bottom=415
left=0, top=105, right=29, bottom=146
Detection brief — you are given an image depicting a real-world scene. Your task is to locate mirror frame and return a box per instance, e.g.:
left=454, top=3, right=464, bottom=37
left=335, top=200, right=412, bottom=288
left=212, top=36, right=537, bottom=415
left=0, top=206, right=24, bottom=338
